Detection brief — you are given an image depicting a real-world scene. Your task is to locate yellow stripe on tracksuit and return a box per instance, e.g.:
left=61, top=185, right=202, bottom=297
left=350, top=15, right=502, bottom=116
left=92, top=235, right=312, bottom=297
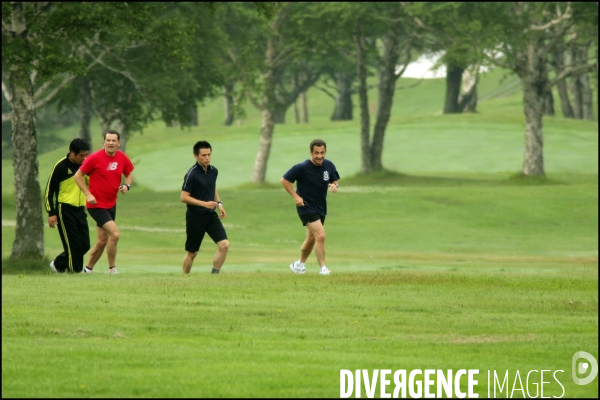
left=57, top=204, right=74, bottom=273
left=44, top=157, right=88, bottom=212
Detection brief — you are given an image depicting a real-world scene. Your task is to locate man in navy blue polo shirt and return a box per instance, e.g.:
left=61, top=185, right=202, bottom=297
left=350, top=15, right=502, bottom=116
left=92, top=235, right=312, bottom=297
left=281, top=139, right=340, bottom=275
left=180, top=141, right=229, bottom=274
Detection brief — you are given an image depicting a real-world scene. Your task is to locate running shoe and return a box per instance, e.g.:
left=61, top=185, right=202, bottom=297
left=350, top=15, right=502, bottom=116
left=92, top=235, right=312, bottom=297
left=289, top=261, right=306, bottom=274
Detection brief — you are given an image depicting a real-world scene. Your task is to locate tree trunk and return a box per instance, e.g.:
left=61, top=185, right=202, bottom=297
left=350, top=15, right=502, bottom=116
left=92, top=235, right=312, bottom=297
left=555, top=77, right=573, bottom=118
left=251, top=108, right=275, bottom=183
left=9, top=3, right=44, bottom=260
left=331, top=72, right=353, bottom=121
left=578, top=43, right=594, bottom=121
left=273, top=104, right=286, bottom=124
left=567, top=42, right=594, bottom=120
left=89, top=85, right=112, bottom=135
left=580, top=71, right=594, bottom=121
left=458, top=68, right=478, bottom=113
left=293, top=98, right=300, bottom=123
left=354, top=27, right=371, bottom=175
left=79, top=78, right=93, bottom=149
left=113, top=119, right=127, bottom=153
left=9, top=73, right=45, bottom=259
left=443, top=64, right=464, bottom=114
left=100, top=119, right=111, bottom=136
left=568, top=45, right=584, bottom=119
left=371, top=31, right=401, bottom=172
left=300, top=91, right=308, bottom=123
left=569, top=74, right=583, bottom=119
left=542, top=84, right=555, bottom=116
left=223, top=84, right=234, bottom=126
left=251, top=30, right=277, bottom=183
left=552, top=46, right=574, bottom=118
left=542, top=63, right=554, bottom=116
left=249, top=4, right=319, bottom=182
left=188, top=103, right=198, bottom=126
left=519, top=40, right=547, bottom=177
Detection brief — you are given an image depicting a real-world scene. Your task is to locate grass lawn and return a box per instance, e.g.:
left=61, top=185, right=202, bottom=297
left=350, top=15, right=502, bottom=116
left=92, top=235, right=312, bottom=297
left=1, top=271, right=597, bottom=397
left=2, top=66, right=598, bottom=397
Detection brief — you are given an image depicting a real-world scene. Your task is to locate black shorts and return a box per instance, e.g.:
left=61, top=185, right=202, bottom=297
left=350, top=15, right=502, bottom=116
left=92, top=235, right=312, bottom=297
left=299, top=212, right=325, bottom=226
left=87, top=206, right=116, bottom=228
left=185, top=212, right=228, bottom=253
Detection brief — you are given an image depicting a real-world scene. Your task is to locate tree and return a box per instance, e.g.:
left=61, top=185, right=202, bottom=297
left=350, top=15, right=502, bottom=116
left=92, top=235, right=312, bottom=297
left=351, top=3, right=420, bottom=173
left=475, top=2, right=598, bottom=176
left=222, top=2, right=323, bottom=183
left=2, top=2, right=194, bottom=260
left=297, top=3, right=359, bottom=121
left=407, top=3, right=494, bottom=114
left=47, top=2, right=221, bottom=153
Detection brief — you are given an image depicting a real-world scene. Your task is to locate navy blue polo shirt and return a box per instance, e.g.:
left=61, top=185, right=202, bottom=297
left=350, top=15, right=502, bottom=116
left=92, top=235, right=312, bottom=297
left=283, top=159, right=340, bottom=216
left=182, top=162, right=218, bottom=218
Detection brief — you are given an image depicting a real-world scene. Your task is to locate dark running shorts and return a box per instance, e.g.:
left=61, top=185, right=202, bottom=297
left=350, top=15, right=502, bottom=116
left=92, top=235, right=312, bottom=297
left=87, top=206, right=116, bottom=228
left=185, top=212, right=228, bottom=253
left=299, top=212, right=325, bottom=226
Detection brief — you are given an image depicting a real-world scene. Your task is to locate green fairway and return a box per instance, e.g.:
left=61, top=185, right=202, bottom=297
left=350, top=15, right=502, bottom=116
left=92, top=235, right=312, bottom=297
left=2, top=67, right=598, bottom=397
left=2, top=271, right=597, bottom=397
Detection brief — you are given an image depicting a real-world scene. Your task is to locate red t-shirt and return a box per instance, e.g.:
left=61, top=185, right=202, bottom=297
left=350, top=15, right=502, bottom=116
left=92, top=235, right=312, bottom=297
left=80, top=149, right=134, bottom=209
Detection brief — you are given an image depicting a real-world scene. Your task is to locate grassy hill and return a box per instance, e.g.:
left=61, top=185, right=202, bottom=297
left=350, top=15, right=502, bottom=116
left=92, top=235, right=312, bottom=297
left=2, top=65, right=598, bottom=266
left=2, top=67, right=597, bottom=195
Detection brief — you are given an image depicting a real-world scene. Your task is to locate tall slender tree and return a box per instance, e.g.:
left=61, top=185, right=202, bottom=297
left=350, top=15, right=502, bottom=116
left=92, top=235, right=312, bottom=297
left=2, top=2, right=194, bottom=260
left=350, top=3, right=421, bottom=173
left=222, top=2, right=323, bottom=183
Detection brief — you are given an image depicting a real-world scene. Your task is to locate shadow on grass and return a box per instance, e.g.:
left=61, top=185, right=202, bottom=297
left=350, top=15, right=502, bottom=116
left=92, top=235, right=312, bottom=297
left=341, top=169, right=587, bottom=187
left=2, top=256, right=53, bottom=275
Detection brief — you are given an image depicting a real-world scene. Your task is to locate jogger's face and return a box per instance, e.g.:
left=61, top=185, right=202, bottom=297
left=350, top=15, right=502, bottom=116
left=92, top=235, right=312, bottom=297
left=310, top=146, right=326, bottom=166
left=195, top=148, right=212, bottom=167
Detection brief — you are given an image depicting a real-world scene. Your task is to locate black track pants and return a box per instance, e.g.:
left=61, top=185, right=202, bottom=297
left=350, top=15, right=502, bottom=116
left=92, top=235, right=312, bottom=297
left=53, top=204, right=90, bottom=273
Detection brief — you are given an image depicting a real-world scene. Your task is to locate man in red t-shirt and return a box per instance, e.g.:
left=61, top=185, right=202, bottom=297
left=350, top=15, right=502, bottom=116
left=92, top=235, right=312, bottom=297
left=74, top=130, right=134, bottom=274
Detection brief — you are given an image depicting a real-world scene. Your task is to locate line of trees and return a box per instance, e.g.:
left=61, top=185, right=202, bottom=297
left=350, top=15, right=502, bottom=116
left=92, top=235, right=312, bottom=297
left=2, top=2, right=597, bottom=263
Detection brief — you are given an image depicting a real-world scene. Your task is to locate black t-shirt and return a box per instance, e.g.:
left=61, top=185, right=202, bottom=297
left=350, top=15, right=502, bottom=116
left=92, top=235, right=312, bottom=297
left=282, top=159, right=340, bottom=216
left=182, top=163, right=218, bottom=218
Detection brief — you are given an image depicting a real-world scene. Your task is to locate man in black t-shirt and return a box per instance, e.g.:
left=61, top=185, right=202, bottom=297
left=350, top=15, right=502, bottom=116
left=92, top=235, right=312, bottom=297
left=281, top=139, right=340, bottom=275
left=180, top=141, right=229, bottom=274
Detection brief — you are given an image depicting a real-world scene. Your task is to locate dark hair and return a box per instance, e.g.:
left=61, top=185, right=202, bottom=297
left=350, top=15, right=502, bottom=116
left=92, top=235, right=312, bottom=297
left=310, top=139, right=326, bottom=151
left=69, top=138, right=90, bottom=155
left=193, top=141, right=212, bottom=155
left=104, top=130, right=120, bottom=141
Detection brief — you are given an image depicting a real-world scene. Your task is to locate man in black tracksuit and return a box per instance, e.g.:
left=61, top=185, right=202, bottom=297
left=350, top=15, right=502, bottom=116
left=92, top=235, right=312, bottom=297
left=44, top=138, right=91, bottom=273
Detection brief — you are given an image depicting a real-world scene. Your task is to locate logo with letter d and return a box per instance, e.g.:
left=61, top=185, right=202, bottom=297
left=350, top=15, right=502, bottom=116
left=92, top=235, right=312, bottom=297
left=572, top=351, right=598, bottom=385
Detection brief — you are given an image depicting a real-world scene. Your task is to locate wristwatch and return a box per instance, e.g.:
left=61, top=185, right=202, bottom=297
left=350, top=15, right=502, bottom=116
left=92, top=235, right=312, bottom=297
left=217, top=201, right=223, bottom=207
left=125, top=184, right=131, bottom=190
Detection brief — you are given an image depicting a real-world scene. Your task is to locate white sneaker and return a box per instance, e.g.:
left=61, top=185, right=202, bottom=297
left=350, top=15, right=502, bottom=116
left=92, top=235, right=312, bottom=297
left=49, top=261, right=57, bottom=273
left=109, top=267, right=118, bottom=274
left=83, top=267, right=93, bottom=274
left=289, top=261, right=306, bottom=274
left=319, top=266, right=331, bottom=275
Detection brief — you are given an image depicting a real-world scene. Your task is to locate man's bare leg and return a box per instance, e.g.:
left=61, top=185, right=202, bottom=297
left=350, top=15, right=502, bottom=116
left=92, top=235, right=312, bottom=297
left=86, top=227, right=109, bottom=269
left=102, top=221, right=120, bottom=268
left=299, top=226, right=316, bottom=263
left=305, top=220, right=326, bottom=267
left=212, top=239, right=229, bottom=271
left=183, top=251, right=198, bottom=274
